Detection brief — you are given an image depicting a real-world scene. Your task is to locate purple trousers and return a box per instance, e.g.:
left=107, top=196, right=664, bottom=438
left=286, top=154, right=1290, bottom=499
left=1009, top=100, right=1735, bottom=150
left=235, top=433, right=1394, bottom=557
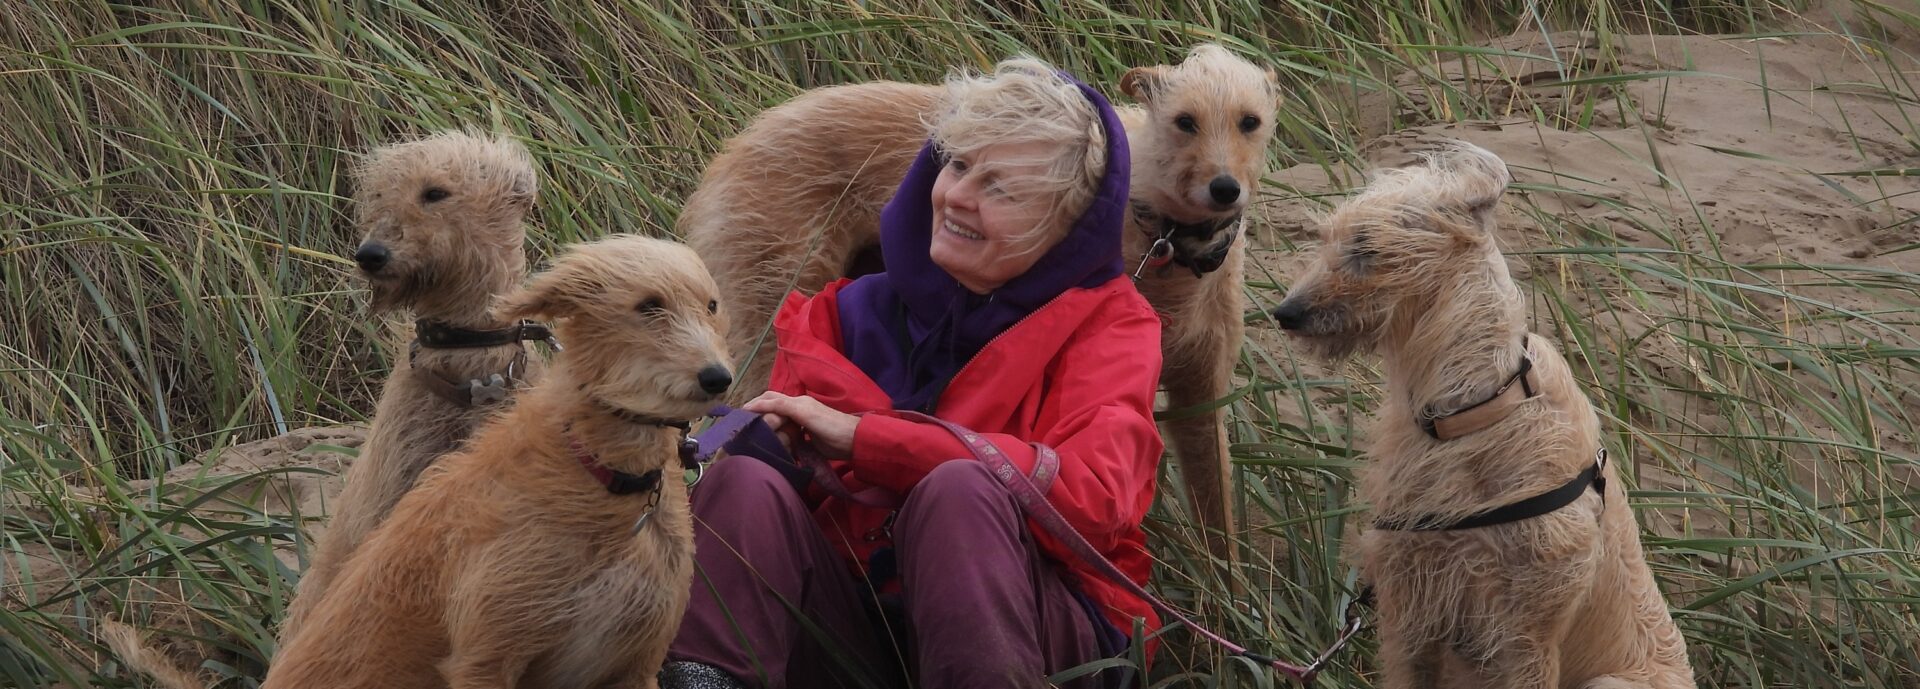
left=668, top=456, right=1126, bottom=689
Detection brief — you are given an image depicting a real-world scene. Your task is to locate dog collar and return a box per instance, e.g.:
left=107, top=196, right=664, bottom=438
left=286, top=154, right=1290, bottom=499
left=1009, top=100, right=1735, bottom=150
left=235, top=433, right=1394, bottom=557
left=414, top=319, right=557, bottom=350
left=1129, top=201, right=1243, bottom=279
left=1417, top=335, right=1539, bottom=440
left=1372, top=448, right=1609, bottom=531
left=594, top=400, right=703, bottom=472
left=569, top=436, right=666, bottom=496
left=410, top=351, right=529, bottom=408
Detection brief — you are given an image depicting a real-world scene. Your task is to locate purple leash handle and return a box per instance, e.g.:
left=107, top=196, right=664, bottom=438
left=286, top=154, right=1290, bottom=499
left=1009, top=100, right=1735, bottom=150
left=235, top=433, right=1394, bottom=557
left=893, top=411, right=1326, bottom=685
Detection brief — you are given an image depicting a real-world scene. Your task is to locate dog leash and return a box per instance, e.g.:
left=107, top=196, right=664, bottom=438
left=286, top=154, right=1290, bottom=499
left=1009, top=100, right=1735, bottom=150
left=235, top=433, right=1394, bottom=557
left=687, top=405, right=1365, bottom=685
left=891, top=411, right=1357, bottom=686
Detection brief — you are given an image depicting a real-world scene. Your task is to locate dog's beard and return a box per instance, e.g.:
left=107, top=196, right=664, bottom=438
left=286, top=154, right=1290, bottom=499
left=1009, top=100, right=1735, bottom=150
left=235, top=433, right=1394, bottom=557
left=1287, top=308, right=1376, bottom=363
left=363, top=268, right=429, bottom=315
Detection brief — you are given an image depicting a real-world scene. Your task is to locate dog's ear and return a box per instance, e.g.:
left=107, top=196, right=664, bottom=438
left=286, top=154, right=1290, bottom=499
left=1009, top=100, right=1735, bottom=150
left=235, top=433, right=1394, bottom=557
left=504, top=167, right=537, bottom=212
left=496, top=265, right=579, bottom=322
left=1264, top=64, right=1285, bottom=107
left=1425, top=141, right=1511, bottom=219
left=1120, top=66, right=1167, bottom=103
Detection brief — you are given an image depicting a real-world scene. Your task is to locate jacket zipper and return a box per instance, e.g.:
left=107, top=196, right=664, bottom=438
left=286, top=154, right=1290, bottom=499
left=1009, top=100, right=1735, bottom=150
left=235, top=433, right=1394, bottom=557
left=936, top=291, right=1071, bottom=411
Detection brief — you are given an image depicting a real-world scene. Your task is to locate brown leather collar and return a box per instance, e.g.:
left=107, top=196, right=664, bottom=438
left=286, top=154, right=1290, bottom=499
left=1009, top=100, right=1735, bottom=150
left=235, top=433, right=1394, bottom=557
left=412, top=359, right=526, bottom=408
left=1419, top=336, right=1539, bottom=440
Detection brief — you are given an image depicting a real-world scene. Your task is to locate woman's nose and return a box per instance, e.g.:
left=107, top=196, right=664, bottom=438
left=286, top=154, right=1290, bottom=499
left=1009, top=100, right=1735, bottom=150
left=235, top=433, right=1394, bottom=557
left=945, top=177, right=980, bottom=210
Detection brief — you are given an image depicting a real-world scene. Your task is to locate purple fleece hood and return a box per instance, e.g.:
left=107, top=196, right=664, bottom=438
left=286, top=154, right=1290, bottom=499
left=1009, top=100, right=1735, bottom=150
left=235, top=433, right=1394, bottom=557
left=832, top=72, right=1132, bottom=412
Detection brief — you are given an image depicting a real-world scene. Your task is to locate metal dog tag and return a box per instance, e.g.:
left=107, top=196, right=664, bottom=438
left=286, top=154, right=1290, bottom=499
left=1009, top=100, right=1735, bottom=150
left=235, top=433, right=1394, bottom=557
left=468, top=374, right=509, bottom=405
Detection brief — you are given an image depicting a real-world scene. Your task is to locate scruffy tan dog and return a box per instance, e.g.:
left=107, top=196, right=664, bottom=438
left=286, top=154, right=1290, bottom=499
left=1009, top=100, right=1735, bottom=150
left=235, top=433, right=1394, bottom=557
left=280, top=130, right=547, bottom=641
left=1270, top=142, right=1694, bottom=689
left=262, top=235, right=734, bottom=689
left=682, top=44, right=1280, bottom=553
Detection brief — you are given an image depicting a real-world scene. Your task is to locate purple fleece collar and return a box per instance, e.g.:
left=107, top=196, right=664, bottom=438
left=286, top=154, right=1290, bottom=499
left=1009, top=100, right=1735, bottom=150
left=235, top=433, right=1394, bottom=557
left=831, top=72, right=1132, bottom=412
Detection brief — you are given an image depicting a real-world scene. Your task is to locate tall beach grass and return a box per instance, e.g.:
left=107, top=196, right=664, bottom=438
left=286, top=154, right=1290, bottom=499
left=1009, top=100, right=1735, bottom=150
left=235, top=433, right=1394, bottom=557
left=2, top=1, right=1916, bottom=686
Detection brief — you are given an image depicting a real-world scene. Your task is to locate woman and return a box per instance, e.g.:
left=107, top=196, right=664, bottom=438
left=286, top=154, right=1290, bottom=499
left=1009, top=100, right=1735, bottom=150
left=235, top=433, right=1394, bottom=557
left=664, top=57, right=1163, bottom=689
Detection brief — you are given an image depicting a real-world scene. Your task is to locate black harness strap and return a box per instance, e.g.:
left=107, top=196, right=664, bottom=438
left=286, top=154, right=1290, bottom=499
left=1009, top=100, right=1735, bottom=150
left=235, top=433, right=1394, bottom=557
left=1375, top=448, right=1609, bottom=531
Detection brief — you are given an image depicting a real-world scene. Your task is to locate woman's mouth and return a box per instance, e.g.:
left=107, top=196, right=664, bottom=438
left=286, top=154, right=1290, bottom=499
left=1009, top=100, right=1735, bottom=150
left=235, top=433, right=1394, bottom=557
left=942, top=219, right=984, bottom=241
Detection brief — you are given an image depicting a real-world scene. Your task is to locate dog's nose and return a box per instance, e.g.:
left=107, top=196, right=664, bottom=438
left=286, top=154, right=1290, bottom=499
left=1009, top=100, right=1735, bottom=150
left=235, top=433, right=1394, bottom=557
left=354, top=243, right=391, bottom=273
left=1270, top=300, right=1308, bottom=331
left=696, top=365, right=733, bottom=396
left=1208, top=176, right=1241, bottom=207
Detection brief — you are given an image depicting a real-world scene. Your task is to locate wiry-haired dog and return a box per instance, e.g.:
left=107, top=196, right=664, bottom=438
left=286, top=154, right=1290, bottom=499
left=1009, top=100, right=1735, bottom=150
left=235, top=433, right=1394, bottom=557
left=282, top=130, right=546, bottom=641
left=683, top=44, right=1281, bottom=556
left=262, top=235, right=734, bottom=689
left=1270, top=142, right=1694, bottom=689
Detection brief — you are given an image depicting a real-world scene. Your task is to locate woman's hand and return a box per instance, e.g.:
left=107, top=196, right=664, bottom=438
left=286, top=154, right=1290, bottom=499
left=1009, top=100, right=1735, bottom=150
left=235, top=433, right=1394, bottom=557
left=743, top=391, right=859, bottom=458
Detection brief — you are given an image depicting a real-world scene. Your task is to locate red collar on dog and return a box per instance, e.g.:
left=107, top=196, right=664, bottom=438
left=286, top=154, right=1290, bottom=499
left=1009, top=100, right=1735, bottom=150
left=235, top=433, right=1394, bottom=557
left=570, top=402, right=702, bottom=496
left=570, top=437, right=664, bottom=496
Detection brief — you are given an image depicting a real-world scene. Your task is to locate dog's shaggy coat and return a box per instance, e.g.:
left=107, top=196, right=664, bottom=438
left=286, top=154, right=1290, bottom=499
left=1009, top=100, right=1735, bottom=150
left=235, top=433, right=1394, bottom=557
left=280, top=130, right=544, bottom=641
left=261, top=235, right=731, bottom=689
left=1271, top=142, right=1695, bottom=689
left=681, top=45, right=1281, bottom=553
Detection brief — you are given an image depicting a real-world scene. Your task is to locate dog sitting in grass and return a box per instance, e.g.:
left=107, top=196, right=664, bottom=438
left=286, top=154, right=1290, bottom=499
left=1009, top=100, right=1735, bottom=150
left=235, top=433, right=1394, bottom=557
left=262, top=235, right=734, bottom=689
left=1271, top=141, right=1695, bottom=689
left=282, top=130, right=548, bottom=642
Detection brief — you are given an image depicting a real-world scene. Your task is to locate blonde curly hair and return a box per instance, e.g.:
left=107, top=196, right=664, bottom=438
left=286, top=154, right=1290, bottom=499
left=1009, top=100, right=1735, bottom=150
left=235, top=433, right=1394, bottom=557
left=927, top=56, right=1108, bottom=251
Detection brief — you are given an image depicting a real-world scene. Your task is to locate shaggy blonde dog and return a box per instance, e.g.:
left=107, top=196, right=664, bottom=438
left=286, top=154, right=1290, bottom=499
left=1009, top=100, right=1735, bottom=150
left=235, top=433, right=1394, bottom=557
left=280, top=130, right=546, bottom=641
left=1270, top=142, right=1694, bottom=689
left=261, top=235, right=733, bottom=689
left=681, top=45, right=1281, bottom=554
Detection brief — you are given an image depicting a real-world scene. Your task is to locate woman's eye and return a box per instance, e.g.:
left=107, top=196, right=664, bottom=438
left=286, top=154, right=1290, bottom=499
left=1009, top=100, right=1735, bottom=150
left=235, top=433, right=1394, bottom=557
left=947, top=158, right=969, bottom=173
left=1174, top=114, right=1197, bottom=134
left=636, top=297, right=663, bottom=314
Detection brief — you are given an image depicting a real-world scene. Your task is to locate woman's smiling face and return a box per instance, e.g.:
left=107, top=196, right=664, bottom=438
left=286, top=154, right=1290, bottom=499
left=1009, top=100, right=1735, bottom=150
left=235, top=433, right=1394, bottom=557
left=929, top=140, right=1069, bottom=294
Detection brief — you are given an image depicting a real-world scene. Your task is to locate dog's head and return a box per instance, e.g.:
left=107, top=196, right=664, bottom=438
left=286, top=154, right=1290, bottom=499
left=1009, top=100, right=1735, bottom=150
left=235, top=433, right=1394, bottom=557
left=351, top=130, right=537, bottom=315
left=1121, top=44, right=1283, bottom=271
left=1270, top=141, right=1512, bottom=360
left=499, top=235, right=734, bottom=419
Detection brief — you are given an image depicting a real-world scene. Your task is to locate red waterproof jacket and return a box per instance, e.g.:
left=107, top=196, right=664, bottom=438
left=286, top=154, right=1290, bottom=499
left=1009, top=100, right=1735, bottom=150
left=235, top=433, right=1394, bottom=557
left=765, top=274, right=1165, bottom=636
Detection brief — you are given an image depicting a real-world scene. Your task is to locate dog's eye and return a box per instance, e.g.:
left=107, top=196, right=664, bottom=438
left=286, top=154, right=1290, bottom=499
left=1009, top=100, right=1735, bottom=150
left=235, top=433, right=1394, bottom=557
left=421, top=187, right=451, bottom=203
left=1346, top=233, right=1379, bottom=272
left=1239, top=115, right=1261, bottom=133
left=1174, top=114, right=1198, bottom=134
left=707, top=299, right=718, bottom=314
left=636, top=297, right=664, bottom=314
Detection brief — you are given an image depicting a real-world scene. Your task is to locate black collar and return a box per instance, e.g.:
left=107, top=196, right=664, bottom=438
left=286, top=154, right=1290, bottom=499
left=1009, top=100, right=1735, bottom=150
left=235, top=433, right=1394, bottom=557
left=414, top=319, right=554, bottom=349
left=1129, top=202, right=1242, bottom=278
left=1375, top=448, right=1609, bottom=531
left=594, top=400, right=702, bottom=473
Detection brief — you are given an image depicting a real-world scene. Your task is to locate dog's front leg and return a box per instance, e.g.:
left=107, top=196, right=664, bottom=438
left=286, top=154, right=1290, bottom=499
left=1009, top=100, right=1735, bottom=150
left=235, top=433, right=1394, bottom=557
left=1377, top=626, right=1445, bottom=689
left=1155, top=266, right=1245, bottom=566
left=439, top=556, right=563, bottom=689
